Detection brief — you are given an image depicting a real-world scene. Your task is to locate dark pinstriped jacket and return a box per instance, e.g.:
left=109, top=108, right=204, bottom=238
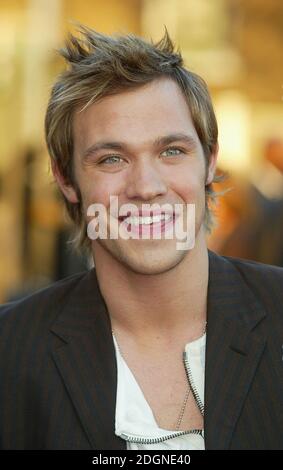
left=0, top=250, right=282, bottom=450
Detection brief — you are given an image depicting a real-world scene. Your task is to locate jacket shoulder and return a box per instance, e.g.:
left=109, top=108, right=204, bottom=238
left=224, top=254, right=283, bottom=284
left=0, top=271, right=89, bottom=328
left=222, top=254, right=283, bottom=313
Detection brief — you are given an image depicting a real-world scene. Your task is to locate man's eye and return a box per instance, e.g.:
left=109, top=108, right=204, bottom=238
left=162, top=148, right=183, bottom=157
left=99, top=155, right=123, bottom=165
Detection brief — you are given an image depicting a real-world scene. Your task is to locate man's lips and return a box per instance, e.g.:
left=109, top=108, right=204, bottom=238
left=117, top=212, right=177, bottom=236
left=105, top=209, right=181, bottom=237
left=117, top=210, right=175, bottom=221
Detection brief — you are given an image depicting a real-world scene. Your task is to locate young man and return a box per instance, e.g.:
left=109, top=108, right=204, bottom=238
left=0, top=25, right=282, bottom=450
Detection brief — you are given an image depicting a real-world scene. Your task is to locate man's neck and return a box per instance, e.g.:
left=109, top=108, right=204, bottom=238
left=93, top=229, right=209, bottom=346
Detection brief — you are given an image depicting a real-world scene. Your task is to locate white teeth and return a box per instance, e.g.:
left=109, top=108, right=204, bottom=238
left=122, top=214, right=172, bottom=226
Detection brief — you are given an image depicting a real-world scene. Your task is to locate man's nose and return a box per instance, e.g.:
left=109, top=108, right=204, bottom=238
left=125, top=160, right=167, bottom=201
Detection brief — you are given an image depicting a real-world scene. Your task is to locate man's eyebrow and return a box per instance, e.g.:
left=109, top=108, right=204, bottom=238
left=155, top=133, right=197, bottom=148
left=82, top=141, right=124, bottom=159
left=82, top=133, right=197, bottom=159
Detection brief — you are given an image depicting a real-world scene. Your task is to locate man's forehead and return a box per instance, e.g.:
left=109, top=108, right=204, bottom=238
left=74, top=77, right=191, bottom=124
left=72, top=78, right=197, bottom=151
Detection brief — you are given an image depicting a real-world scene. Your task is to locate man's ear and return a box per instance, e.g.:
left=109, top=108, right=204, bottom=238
left=51, top=160, right=79, bottom=203
left=206, top=142, right=219, bottom=185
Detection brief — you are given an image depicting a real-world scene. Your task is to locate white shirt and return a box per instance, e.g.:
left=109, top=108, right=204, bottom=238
left=112, top=332, right=206, bottom=450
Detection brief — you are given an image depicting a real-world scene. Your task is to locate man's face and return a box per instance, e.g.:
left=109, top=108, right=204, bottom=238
left=62, top=78, right=217, bottom=274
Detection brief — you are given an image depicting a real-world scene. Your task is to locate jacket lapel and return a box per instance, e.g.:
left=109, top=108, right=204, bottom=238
left=205, top=251, right=267, bottom=449
left=50, top=269, right=126, bottom=450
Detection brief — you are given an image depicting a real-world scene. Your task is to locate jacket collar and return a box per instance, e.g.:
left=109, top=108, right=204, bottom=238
left=50, top=250, right=266, bottom=450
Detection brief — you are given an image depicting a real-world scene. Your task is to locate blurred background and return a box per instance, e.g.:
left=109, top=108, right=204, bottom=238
left=0, top=0, right=283, bottom=302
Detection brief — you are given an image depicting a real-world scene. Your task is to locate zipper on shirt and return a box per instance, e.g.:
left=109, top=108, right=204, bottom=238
left=183, top=351, right=204, bottom=416
left=120, top=351, right=205, bottom=445
left=120, top=428, right=203, bottom=445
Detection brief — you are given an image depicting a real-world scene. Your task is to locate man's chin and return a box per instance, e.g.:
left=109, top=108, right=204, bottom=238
left=113, top=247, right=188, bottom=276
left=92, top=236, right=193, bottom=275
